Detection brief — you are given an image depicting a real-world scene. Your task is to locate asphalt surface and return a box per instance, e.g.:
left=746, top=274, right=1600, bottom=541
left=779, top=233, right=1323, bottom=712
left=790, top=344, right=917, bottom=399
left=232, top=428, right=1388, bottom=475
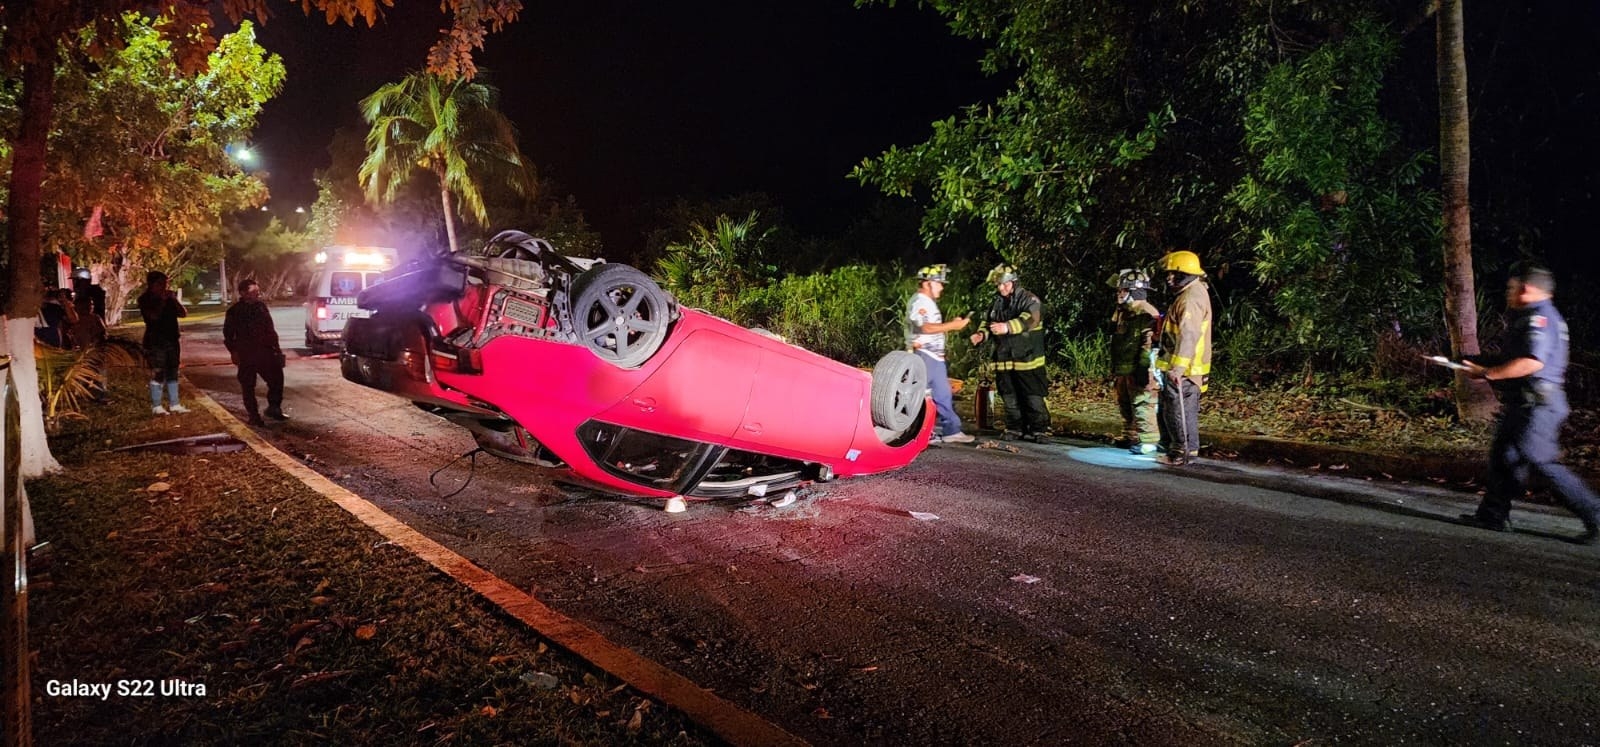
left=176, top=306, right=1600, bottom=746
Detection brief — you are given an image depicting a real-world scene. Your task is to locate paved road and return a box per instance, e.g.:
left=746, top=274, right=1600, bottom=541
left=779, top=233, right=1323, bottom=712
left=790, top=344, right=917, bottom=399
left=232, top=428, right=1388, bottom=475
left=179, top=306, right=1600, bottom=745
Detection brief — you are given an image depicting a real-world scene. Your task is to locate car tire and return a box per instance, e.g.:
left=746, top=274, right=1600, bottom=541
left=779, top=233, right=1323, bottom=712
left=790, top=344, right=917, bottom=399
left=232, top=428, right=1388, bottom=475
left=870, top=350, right=927, bottom=435
left=568, top=263, right=673, bottom=368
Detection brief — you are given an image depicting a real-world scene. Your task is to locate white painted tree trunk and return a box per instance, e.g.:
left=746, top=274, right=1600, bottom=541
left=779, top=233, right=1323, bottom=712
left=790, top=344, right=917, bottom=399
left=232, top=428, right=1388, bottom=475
left=3, top=317, right=62, bottom=478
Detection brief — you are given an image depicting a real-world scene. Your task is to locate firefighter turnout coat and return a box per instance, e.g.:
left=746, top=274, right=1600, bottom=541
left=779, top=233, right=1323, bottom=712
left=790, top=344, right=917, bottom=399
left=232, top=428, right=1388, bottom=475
left=977, top=285, right=1046, bottom=372
left=1155, top=278, right=1212, bottom=388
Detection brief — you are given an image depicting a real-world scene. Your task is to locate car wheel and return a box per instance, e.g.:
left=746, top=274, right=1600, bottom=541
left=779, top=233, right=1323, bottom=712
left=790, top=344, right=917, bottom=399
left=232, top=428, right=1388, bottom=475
left=569, top=263, right=673, bottom=368
left=870, top=350, right=927, bottom=434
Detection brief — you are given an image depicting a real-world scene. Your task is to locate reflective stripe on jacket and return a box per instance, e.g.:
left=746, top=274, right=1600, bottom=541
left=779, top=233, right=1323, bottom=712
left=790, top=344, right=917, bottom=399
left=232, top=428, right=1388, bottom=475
left=977, top=286, right=1046, bottom=371
left=1156, top=279, right=1211, bottom=381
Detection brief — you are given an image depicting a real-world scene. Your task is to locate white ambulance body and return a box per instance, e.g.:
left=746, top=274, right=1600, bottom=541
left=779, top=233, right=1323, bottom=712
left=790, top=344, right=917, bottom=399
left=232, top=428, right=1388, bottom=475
left=304, top=246, right=398, bottom=353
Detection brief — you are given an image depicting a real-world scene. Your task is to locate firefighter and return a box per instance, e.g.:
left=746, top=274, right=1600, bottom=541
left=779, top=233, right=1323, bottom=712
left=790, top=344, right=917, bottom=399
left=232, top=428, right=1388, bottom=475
left=1459, top=266, right=1599, bottom=545
left=907, top=264, right=974, bottom=444
left=969, top=264, right=1051, bottom=442
left=1109, top=269, right=1162, bottom=455
left=1154, top=250, right=1211, bottom=466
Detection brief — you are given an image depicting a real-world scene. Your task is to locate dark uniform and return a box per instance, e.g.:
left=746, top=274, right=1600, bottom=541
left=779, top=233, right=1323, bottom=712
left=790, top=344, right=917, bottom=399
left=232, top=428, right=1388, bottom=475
left=223, top=295, right=287, bottom=423
left=1468, top=298, right=1600, bottom=536
left=975, top=283, right=1051, bottom=438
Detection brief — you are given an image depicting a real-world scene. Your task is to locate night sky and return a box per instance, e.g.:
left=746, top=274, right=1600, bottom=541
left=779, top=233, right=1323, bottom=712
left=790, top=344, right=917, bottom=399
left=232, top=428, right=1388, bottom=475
left=246, top=2, right=1600, bottom=282
left=247, top=1, right=1000, bottom=252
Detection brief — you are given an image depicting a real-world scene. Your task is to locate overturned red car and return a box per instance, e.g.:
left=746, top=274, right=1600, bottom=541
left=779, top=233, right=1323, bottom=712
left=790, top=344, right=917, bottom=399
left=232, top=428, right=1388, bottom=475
left=340, top=231, right=934, bottom=503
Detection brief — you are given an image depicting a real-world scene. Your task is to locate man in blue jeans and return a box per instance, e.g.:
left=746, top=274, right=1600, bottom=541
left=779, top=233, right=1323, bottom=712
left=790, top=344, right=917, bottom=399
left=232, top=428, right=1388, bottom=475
left=138, top=270, right=189, bottom=416
left=907, top=264, right=974, bottom=444
left=1461, top=265, right=1599, bottom=545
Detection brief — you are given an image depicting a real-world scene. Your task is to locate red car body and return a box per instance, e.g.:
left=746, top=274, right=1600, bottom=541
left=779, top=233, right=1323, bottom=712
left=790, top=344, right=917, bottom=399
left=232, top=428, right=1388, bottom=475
left=342, top=233, right=933, bottom=502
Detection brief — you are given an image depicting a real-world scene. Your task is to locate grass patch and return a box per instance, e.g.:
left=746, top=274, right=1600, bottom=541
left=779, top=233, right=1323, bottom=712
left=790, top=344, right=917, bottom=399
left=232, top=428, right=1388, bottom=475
left=27, top=375, right=710, bottom=745
left=1043, top=373, right=1600, bottom=467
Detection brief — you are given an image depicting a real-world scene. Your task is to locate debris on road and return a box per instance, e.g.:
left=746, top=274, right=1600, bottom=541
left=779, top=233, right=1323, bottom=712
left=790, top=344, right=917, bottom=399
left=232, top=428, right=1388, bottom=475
left=907, top=511, right=940, bottom=521
left=1009, top=574, right=1041, bottom=584
left=112, top=432, right=246, bottom=455
left=978, top=440, right=1022, bottom=453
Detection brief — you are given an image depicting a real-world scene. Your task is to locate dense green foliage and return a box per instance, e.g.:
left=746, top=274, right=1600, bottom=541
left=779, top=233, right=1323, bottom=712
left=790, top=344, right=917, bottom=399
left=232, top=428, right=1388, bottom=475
left=2, top=16, right=282, bottom=287
left=1228, top=20, right=1440, bottom=367
left=851, top=1, right=1445, bottom=382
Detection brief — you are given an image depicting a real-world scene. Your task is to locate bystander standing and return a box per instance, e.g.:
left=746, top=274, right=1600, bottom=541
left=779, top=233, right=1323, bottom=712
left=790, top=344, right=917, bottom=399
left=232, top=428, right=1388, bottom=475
left=138, top=271, right=189, bottom=415
left=223, top=278, right=288, bottom=426
left=907, top=264, right=974, bottom=445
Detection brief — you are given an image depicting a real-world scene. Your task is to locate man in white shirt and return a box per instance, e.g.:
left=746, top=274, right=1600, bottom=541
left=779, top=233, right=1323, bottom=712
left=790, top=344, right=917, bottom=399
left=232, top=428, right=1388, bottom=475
left=908, top=264, right=974, bottom=444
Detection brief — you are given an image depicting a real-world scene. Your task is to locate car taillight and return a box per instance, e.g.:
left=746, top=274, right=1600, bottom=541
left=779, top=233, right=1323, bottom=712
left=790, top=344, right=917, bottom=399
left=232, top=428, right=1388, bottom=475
left=315, top=303, right=328, bottom=320
left=400, top=350, right=428, bottom=382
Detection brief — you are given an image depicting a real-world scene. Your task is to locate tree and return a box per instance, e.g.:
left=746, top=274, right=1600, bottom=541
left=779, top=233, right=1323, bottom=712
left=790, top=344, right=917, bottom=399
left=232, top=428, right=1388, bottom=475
left=42, top=17, right=283, bottom=321
left=225, top=218, right=311, bottom=299
left=306, top=127, right=447, bottom=257
left=1227, top=20, right=1440, bottom=366
left=658, top=212, right=778, bottom=321
left=1435, top=0, right=1494, bottom=422
left=853, top=1, right=1454, bottom=377
left=358, top=72, right=534, bottom=255
left=1, top=0, right=522, bottom=479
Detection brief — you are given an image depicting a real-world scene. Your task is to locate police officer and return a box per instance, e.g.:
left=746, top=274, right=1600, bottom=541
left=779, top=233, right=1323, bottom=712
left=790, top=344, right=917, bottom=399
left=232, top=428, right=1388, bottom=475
left=1154, top=250, right=1211, bottom=466
left=907, top=264, right=974, bottom=444
left=1109, top=269, right=1162, bottom=455
left=1460, top=266, right=1599, bottom=545
left=970, top=264, right=1050, bottom=441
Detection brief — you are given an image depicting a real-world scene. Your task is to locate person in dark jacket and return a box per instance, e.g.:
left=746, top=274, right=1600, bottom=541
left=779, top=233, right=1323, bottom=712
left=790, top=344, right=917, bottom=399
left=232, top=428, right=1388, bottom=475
left=1460, top=265, right=1599, bottom=545
left=969, top=264, right=1051, bottom=441
left=223, top=279, right=288, bottom=426
left=138, top=270, right=189, bottom=415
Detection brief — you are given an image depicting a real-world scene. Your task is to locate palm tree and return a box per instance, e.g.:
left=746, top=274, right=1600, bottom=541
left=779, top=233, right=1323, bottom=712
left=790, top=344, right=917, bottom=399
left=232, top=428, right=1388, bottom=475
left=358, top=72, right=533, bottom=254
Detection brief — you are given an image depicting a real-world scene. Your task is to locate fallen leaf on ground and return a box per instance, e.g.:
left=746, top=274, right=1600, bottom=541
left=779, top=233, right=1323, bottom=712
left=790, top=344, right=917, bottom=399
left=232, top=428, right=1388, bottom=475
left=354, top=624, right=377, bottom=640
left=480, top=705, right=498, bottom=717
left=146, top=482, right=171, bottom=493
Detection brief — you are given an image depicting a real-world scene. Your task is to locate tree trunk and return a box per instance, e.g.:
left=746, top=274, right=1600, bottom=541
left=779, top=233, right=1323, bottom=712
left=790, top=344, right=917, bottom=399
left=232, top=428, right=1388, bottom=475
left=4, top=62, right=52, bottom=322
left=441, top=187, right=460, bottom=254
left=3, top=62, right=65, bottom=478
left=3, top=320, right=62, bottom=478
left=1437, top=0, right=1495, bottom=423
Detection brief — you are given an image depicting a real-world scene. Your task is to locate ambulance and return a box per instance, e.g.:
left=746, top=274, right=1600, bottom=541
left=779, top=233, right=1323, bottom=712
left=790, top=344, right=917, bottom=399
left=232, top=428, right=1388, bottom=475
left=304, top=245, right=398, bottom=353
